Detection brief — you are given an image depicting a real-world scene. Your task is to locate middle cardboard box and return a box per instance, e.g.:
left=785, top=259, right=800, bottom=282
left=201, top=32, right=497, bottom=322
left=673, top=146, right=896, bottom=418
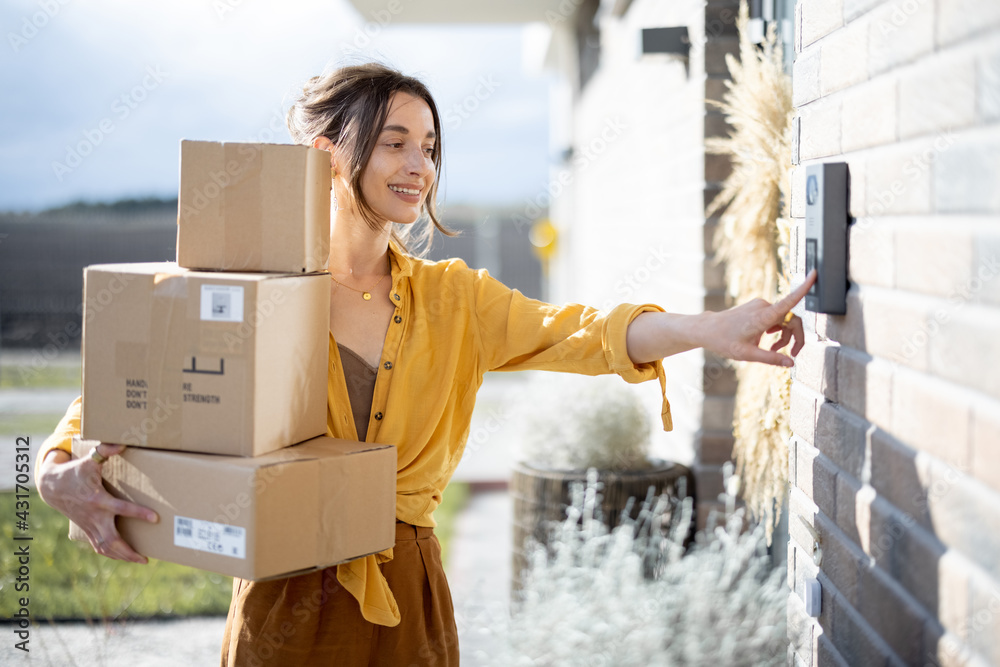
left=82, top=262, right=330, bottom=457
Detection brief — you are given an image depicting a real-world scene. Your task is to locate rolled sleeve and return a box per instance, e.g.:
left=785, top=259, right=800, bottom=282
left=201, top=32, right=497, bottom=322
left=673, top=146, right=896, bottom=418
left=34, top=396, right=82, bottom=486
left=602, top=303, right=673, bottom=431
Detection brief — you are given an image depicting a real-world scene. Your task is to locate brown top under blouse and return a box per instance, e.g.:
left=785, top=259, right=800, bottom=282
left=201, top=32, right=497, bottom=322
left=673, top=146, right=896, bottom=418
left=337, top=343, right=378, bottom=442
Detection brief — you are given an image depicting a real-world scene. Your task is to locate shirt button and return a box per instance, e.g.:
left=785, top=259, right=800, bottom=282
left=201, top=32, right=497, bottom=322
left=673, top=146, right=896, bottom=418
left=394, top=315, right=402, bottom=324
left=374, top=412, right=383, bottom=421
left=393, top=293, right=400, bottom=301
left=383, top=361, right=393, bottom=370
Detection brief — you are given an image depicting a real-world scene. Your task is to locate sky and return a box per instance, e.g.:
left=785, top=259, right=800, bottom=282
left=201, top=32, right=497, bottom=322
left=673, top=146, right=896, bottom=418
left=0, top=0, right=554, bottom=212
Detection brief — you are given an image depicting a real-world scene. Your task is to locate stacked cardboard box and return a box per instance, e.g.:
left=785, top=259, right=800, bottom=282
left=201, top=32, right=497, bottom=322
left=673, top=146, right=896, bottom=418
left=73, top=142, right=396, bottom=579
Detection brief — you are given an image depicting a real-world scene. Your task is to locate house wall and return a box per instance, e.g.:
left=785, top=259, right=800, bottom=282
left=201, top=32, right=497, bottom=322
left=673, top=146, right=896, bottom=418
left=786, top=0, right=1000, bottom=664
left=548, top=0, right=742, bottom=522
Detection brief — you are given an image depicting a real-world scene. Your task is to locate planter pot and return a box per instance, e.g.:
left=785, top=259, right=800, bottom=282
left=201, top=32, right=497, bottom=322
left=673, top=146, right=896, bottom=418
left=510, top=460, right=694, bottom=596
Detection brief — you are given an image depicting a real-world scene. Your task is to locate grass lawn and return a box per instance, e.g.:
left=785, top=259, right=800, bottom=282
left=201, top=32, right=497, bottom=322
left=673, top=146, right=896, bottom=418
left=0, top=490, right=233, bottom=621
left=0, top=357, right=81, bottom=390
left=1, top=483, right=470, bottom=621
left=0, top=413, right=66, bottom=436
left=434, top=481, right=470, bottom=564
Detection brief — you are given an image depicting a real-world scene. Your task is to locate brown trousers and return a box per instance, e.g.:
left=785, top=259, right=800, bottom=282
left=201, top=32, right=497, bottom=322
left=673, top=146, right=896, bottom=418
left=220, top=523, right=459, bottom=666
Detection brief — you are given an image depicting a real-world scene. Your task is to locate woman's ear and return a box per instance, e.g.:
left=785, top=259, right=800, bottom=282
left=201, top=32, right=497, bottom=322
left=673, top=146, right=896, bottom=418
left=312, top=136, right=344, bottom=176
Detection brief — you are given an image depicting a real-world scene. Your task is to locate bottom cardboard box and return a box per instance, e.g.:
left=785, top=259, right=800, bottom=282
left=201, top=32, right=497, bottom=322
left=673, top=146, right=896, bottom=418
left=70, top=435, right=396, bottom=580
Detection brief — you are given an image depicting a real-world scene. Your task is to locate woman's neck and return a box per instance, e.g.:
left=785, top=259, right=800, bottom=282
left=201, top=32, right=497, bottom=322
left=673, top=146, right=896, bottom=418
left=328, top=208, right=392, bottom=277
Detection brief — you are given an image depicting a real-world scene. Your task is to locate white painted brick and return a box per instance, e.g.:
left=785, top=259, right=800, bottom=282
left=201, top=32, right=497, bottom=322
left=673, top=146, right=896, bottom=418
left=858, top=284, right=931, bottom=371
left=792, top=338, right=839, bottom=401
left=816, top=288, right=865, bottom=350
left=926, top=457, right=1000, bottom=583
left=888, top=513, right=948, bottom=617
left=898, top=50, right=978, bottom=140
left=867, top=0, right=935, bottom=77
left=795, top=0, right=803, bottom=54
left=855, top=513, right=934, bottom=665
left=793, top=44, right=822, bottom=108
left=967, top=565, right=1000, bottom=666
left=791, top=381, right=821, bottom=444
left=926, top=622, right=994, bottom=667
left=971, top=396, right=1000, bottom=492
left=798, top=94, right=843, bottom=160
left=938, top=549, right=973, bottom=644
left=834, top=472, right=869, bottom=550
left=869, top=427, right=933, bottom=529
left=980, top=40, right=1000, bottom=122
left=929, top=302, right=1000, bottom=400
left=847, top=156, right=867, bottom=218
left=865, top=139, right=934, bottom=215
left=842, top=75, right=898, bottom=152
left=937, top=0, right=1000, bottom=48
left=791, top=166, right=807, bottom=219
left=837, top=347, right=894, bottom=430
left=844, top=0, right=884, bottom=22
left=787, top=590, right=816, bottom=666
left=815, top=511, right=864, bottom=606
left=787, top=535, right=797, bottom=590
left=790, top=493, right=822, bottom=555
left=935, top=127, right=1000, bottom=213
left=894, top=219, right=974, bottom=298
left=816, top=401, right=870, bottom=480
left=816, top=634, right=851, bottom=667
left=795, top=437, right=839, bottom=518
left=821, top=18, right=870, bottom=95
left=829, top=575, right=899, bottom=666
left=848, top=217, right=895, bottom=288
left=891, top=366, right=971, bottom=468
left=791, top=482, right=821, bottom=521
left=801, top=0, right=845, bottom=48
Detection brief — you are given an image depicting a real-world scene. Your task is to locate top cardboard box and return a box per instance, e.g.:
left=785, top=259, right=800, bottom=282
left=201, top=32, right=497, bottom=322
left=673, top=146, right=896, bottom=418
left=177, top=141, right=331, bottom=273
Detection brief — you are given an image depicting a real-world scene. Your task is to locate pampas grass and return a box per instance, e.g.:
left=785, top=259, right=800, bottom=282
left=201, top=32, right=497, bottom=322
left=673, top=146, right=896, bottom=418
left=706, top=1, right=795, bottom=542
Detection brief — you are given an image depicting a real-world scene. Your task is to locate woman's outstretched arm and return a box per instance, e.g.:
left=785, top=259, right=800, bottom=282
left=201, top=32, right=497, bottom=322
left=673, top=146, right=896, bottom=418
left=626, top=270, right=817, bottom=367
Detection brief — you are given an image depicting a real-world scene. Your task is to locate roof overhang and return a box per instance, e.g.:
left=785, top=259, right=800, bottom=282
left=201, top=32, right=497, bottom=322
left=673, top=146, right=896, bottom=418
left=345, top=0, right=576, bottom=24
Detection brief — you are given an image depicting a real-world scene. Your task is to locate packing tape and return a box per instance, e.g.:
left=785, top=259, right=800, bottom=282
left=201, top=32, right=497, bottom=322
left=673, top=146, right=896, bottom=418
left=147, top=272, right=187, bottom=448
left=223, top=143, right=263, bottom=271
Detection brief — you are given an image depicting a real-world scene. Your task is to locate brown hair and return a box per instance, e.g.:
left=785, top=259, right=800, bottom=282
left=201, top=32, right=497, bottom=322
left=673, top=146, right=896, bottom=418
left=286, top=62, right=453, bottom=254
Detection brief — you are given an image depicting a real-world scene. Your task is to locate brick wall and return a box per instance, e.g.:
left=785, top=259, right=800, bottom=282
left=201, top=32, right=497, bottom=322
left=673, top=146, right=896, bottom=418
left=549, top=0, right=741, bottom=522
left=788, top=0, right=1000, bottom=664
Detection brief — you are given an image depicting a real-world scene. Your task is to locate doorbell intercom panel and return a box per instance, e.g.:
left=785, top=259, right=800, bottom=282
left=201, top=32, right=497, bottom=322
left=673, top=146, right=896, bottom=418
left=804, top=162, right=848, bottom=315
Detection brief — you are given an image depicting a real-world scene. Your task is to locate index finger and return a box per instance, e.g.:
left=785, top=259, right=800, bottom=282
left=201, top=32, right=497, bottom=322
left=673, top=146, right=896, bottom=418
left=770, top=270, right=817, bottom=321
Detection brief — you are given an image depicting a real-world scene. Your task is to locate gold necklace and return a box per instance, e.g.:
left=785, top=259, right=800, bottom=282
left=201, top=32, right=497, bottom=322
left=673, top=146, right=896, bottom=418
left=329, top=260, right=390, bottom=301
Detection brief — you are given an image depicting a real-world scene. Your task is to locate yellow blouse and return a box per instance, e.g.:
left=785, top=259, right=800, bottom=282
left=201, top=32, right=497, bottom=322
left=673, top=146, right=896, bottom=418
left=39, top=243, right=672, bottom=627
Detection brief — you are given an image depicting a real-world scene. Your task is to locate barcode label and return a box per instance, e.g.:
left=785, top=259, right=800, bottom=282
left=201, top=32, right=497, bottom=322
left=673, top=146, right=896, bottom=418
left=173, top=516, right=246, bottom=559
left=200, top=285, right=244, bottom=322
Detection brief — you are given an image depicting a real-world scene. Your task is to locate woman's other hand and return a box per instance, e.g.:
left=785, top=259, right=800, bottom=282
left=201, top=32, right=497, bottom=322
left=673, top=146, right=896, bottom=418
left=37, top=443, right=158, bottom=564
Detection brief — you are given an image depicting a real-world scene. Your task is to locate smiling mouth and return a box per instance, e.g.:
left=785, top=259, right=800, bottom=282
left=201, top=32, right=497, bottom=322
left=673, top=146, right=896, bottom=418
left=389, top=185, right=421, bottom=196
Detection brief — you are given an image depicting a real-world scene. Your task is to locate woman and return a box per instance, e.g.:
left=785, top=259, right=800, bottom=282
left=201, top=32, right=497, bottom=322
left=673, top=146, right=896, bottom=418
left=36, top=62, right=814, bottom=665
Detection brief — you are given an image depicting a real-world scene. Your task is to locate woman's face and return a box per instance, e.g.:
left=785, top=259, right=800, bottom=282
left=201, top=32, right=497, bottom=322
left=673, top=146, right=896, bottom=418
left=356, top=91, right=437, bottom=226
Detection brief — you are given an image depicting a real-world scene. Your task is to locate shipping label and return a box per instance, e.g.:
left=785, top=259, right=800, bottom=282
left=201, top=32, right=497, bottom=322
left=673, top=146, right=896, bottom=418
left=200, top=285, right=244, bottom=323
left=173, top=516, right=246, bottom=559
